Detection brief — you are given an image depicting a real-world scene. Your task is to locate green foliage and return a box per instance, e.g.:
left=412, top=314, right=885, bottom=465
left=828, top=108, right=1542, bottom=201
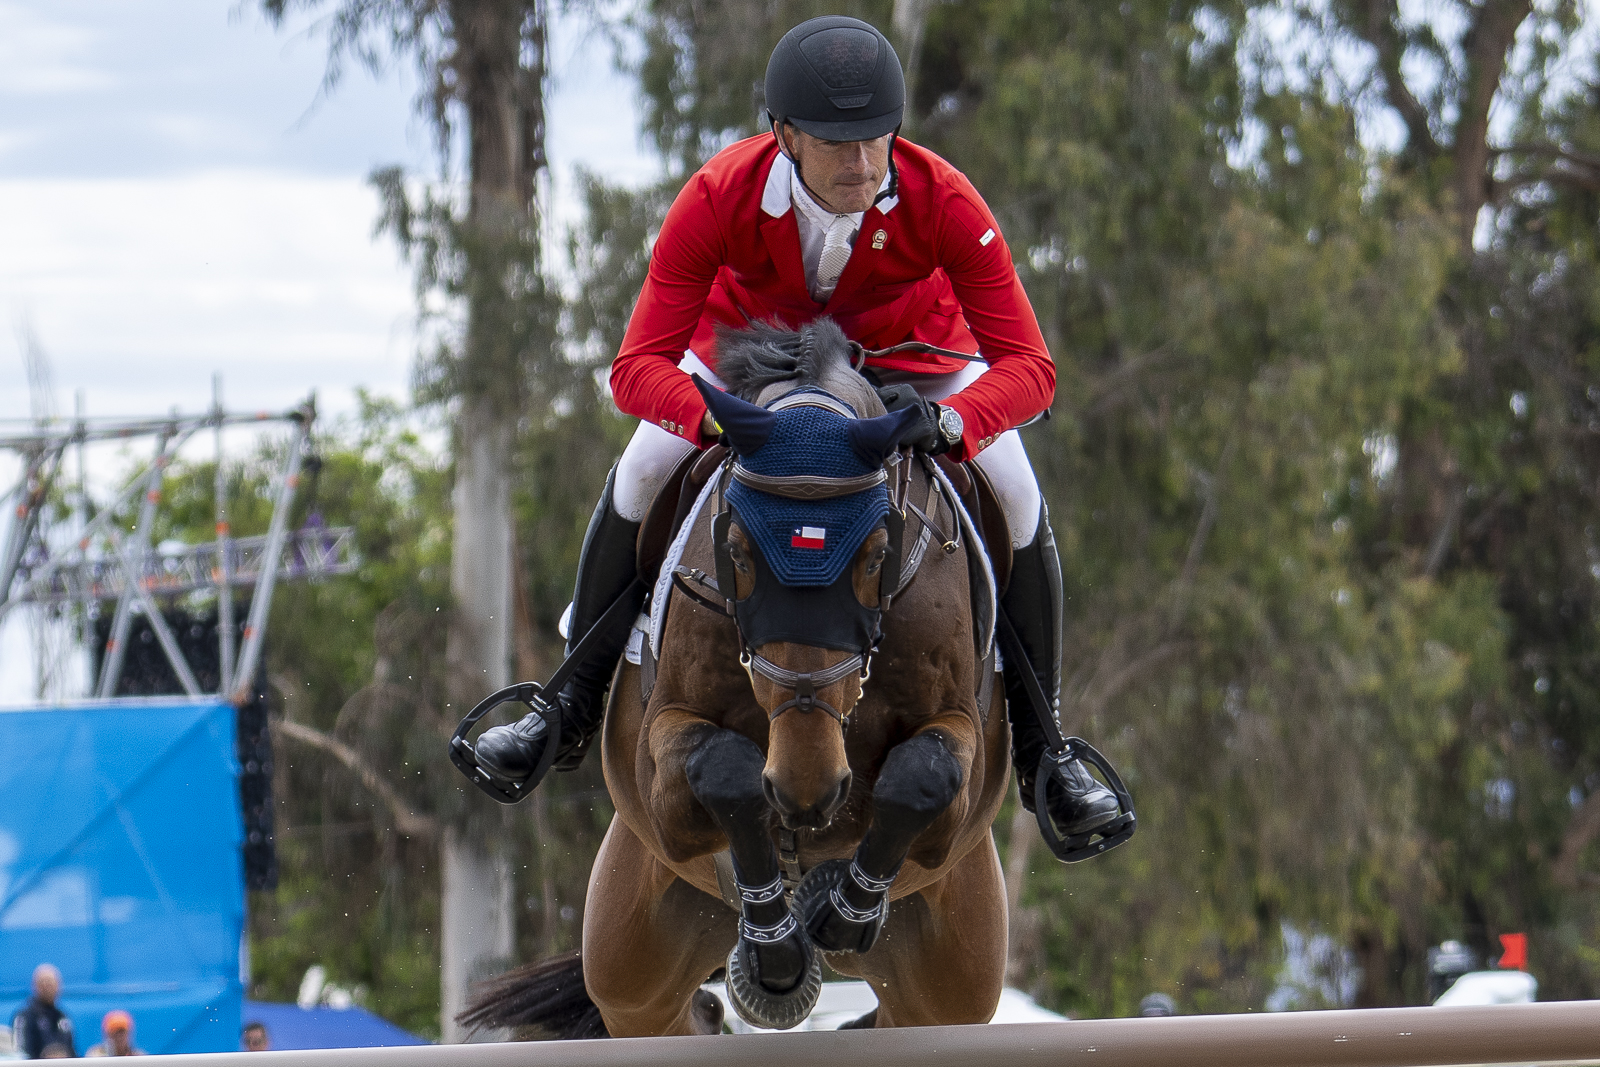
left=633, top=0, right=892, bottom=171
left=249, top=832, right=443, bottom=1039
left=900, top=0, right=1600, bottom=1014
left=152, top=397, right=455, bottom=1029
left=371, top=168, right=565, bottom=423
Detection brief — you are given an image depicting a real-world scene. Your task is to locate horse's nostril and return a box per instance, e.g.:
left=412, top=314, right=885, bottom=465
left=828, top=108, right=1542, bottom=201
left=762, top=774, right=794, bottom=816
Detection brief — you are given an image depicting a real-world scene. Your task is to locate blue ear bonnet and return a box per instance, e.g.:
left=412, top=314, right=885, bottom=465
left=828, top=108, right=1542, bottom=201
left=725, top=393, right=890, bottom=587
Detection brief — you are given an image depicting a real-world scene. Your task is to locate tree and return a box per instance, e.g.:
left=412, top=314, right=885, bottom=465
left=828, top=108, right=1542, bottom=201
left=260, top=0, right=558, bottom=1038
left=1288, top=0, right=1600, bottom=999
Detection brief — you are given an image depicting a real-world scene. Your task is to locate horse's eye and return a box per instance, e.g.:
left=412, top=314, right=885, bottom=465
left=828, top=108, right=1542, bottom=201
left=865, top=547, right=887, bottom=576
left=727, top=543, right=751, bottom=573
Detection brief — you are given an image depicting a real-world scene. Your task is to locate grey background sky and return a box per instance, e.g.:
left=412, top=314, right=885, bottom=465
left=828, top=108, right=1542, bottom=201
left=0, top=0, right=651, bottom=700
left=0, top=0, right=651, bottom=423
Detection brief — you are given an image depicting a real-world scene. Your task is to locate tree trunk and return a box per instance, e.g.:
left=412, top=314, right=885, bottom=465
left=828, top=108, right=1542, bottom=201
left=891, top=0, right=929, bottom=136
left=445, top=402, right=515, bottom=715
left=439, top=0, right=549, bottom=1041
left=441, top=404, right=516, bottom=1041
left=441, top=825, right=516, bottom=1042
left=1450, top=0, right=1532, bottom=250
left=1003, top=803, right=1040, bottom=989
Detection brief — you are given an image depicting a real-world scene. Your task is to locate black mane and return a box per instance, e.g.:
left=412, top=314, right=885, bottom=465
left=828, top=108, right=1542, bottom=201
left=713, top=317, right=856, bottom=403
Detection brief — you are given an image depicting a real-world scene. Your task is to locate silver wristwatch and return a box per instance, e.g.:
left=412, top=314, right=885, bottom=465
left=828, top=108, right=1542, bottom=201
left=936, top=404, right=964, bottom=447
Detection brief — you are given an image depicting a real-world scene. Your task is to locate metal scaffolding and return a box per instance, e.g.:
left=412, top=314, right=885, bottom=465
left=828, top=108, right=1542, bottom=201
left=0, top=385, right=359, bottom=705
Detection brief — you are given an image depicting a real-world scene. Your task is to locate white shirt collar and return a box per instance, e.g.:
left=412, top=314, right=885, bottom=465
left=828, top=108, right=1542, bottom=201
left=761, top=153, right=793, bottom=217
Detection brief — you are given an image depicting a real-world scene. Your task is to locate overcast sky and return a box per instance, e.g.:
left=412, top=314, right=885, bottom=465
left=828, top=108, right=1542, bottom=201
left=0, top=0, right=652, bottom=701
left=0, top=0, right=651, bottom=422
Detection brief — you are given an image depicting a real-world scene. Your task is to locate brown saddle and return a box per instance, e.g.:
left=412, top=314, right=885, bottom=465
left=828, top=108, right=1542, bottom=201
left=637, top=445, right=729, bottom=582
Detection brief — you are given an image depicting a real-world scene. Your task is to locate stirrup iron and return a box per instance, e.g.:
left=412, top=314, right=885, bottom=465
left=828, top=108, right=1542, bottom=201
left=1033, top=737, right=1136, bottom=863
left=449, top=682, right=563, bottom=805
left=448, top=576, right=645, bottom=804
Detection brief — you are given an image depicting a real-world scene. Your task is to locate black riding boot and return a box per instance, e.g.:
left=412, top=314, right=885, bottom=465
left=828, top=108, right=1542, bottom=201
left=1004, top=503, right=1121, bottom=839
left=475, top=465, right=644, bottom=787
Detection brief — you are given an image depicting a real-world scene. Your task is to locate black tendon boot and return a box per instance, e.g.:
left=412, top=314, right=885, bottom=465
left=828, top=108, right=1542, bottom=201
left=475, top=465, right=644, bottom=787
left=1004, top=503, right=1122, bottom=838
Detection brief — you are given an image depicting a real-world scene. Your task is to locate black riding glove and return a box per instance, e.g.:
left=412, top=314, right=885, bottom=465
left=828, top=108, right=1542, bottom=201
left=875, top=384, right=951, bottom=456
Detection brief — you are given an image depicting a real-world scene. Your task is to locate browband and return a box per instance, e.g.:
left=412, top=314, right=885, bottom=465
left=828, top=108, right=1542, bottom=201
left=768, top=392, right=859, bottom=418
left=731, top=463, right=887, bottom=500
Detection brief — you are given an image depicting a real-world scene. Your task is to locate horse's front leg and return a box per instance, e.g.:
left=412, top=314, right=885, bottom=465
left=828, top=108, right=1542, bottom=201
left=684, top=728, right=822, bottom=1028
left=795, top=719, right=968, bottom=954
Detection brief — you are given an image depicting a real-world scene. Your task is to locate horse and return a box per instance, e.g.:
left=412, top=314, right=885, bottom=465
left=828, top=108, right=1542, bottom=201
left=463, top=318, right=1012, bottom=1037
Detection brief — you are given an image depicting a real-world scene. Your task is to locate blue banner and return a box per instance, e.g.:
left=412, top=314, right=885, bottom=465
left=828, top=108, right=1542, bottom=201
left=0, top=698, right=243, bottom=1054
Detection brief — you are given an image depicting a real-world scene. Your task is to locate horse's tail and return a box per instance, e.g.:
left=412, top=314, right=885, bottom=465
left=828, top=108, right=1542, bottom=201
left=457, top=951, right=609, bottom=1040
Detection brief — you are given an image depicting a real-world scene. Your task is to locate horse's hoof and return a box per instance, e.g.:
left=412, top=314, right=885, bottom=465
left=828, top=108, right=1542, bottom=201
left=792, top=859, right=888, bottom=955
left=725, top=935, right=822, bottom=1030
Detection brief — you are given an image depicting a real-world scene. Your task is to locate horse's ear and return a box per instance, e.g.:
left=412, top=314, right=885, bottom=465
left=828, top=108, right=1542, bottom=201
left=693, top=374, right=777, bottom=455
left=848, top=405, right=923, bottom=464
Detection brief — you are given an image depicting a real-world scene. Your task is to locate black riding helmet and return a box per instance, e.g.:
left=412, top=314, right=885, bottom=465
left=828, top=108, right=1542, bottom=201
left=765, top=16, right=905, bottom=142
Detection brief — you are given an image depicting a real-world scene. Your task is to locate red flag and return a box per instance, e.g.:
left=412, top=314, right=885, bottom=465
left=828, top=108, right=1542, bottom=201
left=791, top=526, right=827, bottom=550
left=1497, top=933, right=1528, bottom=971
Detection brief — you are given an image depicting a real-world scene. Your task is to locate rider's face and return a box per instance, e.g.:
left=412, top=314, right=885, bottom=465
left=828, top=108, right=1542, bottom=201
left=779, top=125, right=890, bottom=215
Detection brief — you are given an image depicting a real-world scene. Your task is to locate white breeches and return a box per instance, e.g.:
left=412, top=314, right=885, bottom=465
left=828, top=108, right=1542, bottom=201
left=611, top=352, right=1045, bottom=549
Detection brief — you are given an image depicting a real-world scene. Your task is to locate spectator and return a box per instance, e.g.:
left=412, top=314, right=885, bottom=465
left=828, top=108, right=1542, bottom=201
left=240, top=1022, right=269, bottom=1052
left=1138, top=992, right=1178, bottom=1017
left=38, top=1045, right=72, bottom=1059
left=11, top=964, right=74, bottom=1058
left=83, top=1012, right=142, bottom=1058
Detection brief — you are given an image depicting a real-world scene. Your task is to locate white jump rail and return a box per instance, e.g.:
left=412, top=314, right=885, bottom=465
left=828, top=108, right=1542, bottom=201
left=152, top=1001, right=1600, bottom=1066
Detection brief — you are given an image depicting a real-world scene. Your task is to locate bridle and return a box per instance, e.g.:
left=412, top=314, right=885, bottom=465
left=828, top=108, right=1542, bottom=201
left=681, top=362, right=969, bottom=730
left=672, top=439, right=959, bottom=731
left=740, top=640, right=870, bottom=724
left=708, top=391, right=890, bottom=725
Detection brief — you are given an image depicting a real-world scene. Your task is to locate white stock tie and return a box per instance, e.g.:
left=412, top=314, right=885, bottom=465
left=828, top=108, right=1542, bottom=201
left=815, top=215, right=856, bottom=301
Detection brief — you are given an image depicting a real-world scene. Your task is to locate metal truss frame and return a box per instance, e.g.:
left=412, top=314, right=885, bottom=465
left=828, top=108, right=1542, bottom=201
left=0, top=388, right=359, bottom=705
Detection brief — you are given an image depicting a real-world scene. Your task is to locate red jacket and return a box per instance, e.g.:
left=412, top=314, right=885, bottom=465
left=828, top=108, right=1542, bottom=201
left=608, top=135, right=1055, bottom=462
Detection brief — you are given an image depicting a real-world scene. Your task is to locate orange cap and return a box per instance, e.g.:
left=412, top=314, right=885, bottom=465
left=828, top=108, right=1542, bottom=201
left=102, top=1010, right=132, bottom=1034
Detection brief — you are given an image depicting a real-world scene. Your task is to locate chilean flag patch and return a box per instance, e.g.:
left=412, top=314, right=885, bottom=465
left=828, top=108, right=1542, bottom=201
left=791, top=526, right=827, bottom=550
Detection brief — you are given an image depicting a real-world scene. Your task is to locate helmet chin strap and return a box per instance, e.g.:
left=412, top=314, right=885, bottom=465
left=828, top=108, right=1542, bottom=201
left=771, top=117, right=899, bottom=214
left=876, top=129, right=900, bottom=207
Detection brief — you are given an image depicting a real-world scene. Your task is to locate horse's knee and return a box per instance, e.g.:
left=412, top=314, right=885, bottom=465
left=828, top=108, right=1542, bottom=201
left=873, top=732, right=963, bottom=825
left=685, top=729, right=767, bottom=819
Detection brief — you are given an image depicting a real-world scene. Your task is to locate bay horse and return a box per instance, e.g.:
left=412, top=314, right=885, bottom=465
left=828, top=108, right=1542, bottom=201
left=464, top=318, right=1012, bottom=1037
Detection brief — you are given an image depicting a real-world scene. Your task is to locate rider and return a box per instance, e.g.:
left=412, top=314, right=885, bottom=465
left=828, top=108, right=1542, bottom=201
left=475, top=15, right=1120, bottom=846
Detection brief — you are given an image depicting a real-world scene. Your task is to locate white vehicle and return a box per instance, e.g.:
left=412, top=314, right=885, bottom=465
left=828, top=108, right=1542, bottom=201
left=1433, top=970, right=1538, bottom=1006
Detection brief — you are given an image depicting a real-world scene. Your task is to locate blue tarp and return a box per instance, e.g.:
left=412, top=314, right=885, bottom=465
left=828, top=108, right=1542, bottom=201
left=240, top=1001, right=428, bottom=1049
left=0, top=699, right=244, bottom=1055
